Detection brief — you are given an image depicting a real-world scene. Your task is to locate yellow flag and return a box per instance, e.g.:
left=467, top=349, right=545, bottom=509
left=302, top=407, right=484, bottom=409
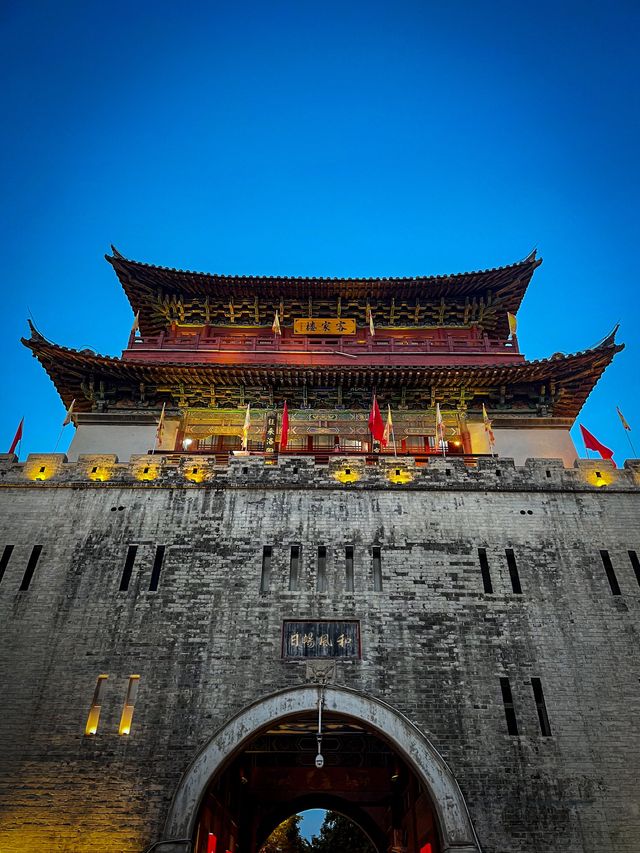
left=242, top=404, right=251, bottom=450
left=369, top=311, right=375, bottom=337
left=507, top=312, right=517, bottom=336
left=616, top=406, right=631, bottom=431
left=62, top=399, right=76, bottom=426
left=482, top=403, right=495, bottom=445
left=272, top=310, right=281, bottom=335
left=382, top=404, right=393, bottom=448
left=155, top=402, right=166, bottom=445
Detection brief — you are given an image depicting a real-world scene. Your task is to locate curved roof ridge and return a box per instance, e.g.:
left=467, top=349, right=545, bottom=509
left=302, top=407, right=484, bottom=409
left=106, top=246, right=540, bottom=284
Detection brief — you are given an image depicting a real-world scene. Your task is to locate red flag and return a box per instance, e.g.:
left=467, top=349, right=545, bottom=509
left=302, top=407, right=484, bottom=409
left=8, top=417, right=24, bottom=454
left=280, top=400, right=289, bottom=450
left=579, top=424, right=616, bottom=468
left=368, top=395, right=385, bottom=443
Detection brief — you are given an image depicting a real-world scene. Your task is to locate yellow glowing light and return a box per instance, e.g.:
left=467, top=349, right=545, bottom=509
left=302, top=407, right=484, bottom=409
left=88, top=468, right=109, bottom=482
left=334, top=467, right=360, bottom=484
left=185, top=467, right=206, bottom=483
left=589, top=469, right=613, bottom=488
left=137, top=466, right=159, bottom=481
left=452, top=440, right=462, bottom=447
left=388, top=468, right=413, bottom=484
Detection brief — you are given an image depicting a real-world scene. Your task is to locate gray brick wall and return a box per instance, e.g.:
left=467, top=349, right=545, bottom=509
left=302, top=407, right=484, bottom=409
left=0, top=453, right=639, bottom=852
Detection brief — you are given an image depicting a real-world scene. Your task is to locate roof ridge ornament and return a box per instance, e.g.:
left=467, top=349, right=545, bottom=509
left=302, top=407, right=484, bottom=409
left=26, top=318, right=46, bottom=342
left=594, top=323, right=620, bottom=349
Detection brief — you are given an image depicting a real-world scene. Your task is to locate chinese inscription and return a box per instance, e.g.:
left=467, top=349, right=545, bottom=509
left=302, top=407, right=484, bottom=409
left=282, top=620, right=360, bottom=658
left=293, top=318, right=356, bottom=336
left=264, top=411, right=277, bottom=454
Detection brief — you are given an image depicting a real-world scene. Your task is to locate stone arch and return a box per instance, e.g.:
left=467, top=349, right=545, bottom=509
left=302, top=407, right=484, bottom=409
left=258, top=794, right=387, bottom=853
left=162, top=685, right=480, bottom=853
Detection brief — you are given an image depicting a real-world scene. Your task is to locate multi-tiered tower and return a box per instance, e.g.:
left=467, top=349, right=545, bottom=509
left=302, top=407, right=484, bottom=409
left=23, top=248, right=621, bottom=466
left=0, top=250, right=637, bottom=853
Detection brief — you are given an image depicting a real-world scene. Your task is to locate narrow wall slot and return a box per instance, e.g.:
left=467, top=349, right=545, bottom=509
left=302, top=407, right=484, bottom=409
left=505, top=549, right=522, bottom=594
left=478, top=548, right=493, bottom=594
left=0, top=545, right=14, bottom=585
left=372, top=546, right=383, bottom=591
left=345, top=546, right=354, bottom=592
left=531, top=678, right=552, bottom=736
left=149, top=545, right=165, bottom=591
left=500, top=677, right=519, bottom=735
left=289, top=545, right=300, bottom=591
left=260, top=546, right=272, bottom=593
left=119, top=675, right=140, bottom=735
left=600, top=550, right=621, bottom=595
left=317, top=546, right=327, bottom=592
left=119, top=545, right=138, bottom=592
left=19, top=545, right=42, bottom=591
left=85, top=674, right=108, bottom=736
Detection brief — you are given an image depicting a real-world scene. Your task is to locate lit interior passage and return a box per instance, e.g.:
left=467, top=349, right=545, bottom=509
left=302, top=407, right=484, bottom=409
left=193, top=712, right=441, bottom=853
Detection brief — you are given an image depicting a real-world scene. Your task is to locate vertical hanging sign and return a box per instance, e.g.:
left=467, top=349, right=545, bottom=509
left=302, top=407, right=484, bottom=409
left=264, top=411, right=277, bottom=454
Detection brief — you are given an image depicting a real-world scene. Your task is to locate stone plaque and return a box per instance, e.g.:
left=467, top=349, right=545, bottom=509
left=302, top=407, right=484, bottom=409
left=282, top=620, right=360, bottom=659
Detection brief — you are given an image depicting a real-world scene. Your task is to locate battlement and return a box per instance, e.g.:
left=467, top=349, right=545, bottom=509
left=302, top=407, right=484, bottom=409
left=0, top=452, right=638, bottom=492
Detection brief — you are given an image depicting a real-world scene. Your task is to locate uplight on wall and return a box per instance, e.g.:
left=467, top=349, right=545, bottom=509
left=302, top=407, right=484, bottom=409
left=137, top=465, right=159, bottom=481
left=388, top=467, right=413, bottom=484
left=334, top=467, right=360, bottom=484
left=589, top=469, right=613, bottom=488
left=118, top=675, right=140, bottom=736
left=185, top=465, right=206, bottom=483
left=182, top=438, right=193, bottom=450
left=88, top=465, right=110, bottom=482
left=85, top=674, right=108, bottom=736
left=136, top=465, right=158, bottom=480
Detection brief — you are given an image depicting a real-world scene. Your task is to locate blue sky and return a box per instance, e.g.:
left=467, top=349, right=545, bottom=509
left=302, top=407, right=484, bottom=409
left=1, top=1, right=638, bottom=462
left=300, top=809, right=325, bottom=841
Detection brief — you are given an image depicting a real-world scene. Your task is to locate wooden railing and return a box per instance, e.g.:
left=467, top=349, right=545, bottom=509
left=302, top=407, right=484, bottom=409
left=128, top=331, right=518, bottom=357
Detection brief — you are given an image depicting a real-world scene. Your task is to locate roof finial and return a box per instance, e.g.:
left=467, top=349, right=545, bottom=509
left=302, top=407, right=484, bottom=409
left=26, top=318, right=45, bottom=341
left=595, top=323, right=620, bottom=349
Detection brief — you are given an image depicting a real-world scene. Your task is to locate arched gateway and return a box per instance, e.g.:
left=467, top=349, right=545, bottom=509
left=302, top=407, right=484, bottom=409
left=161, top=686, right=480, bottom=853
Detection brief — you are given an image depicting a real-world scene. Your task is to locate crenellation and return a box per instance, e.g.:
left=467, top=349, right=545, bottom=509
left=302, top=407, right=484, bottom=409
left=2, top=452, right=639, bottom=494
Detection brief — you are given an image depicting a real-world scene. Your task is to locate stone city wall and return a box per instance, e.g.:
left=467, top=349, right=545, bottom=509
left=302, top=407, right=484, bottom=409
left=0, top=453, right=638, bottom=852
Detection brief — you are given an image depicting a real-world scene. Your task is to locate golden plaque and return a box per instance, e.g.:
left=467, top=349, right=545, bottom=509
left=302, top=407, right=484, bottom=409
left=293, top=318, right=356, bottom=335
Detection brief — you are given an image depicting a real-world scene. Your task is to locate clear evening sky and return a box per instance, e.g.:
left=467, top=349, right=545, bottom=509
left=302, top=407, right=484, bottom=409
left=1, top=1, right=638, bottom=463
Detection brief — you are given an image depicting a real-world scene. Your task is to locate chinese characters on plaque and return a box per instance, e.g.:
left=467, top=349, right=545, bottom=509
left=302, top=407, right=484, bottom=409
left=293, top=318, right=356, bottom=336
left=264, top=411, right=277, bottom=454
left=282, top=620, right=360, bottom=659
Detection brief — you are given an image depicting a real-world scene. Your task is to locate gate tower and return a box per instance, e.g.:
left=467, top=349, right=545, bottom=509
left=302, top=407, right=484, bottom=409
left=0, top=248, right=638, bottom=853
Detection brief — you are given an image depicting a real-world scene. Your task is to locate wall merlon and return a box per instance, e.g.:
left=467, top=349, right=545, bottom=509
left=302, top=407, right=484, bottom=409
left=0, top=452, right=638, bottom=492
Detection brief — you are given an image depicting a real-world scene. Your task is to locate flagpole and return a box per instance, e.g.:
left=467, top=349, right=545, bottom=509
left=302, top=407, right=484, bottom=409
left=624, top=431, right=637, bottom=458
left=53, top=425, right=66, bottom=453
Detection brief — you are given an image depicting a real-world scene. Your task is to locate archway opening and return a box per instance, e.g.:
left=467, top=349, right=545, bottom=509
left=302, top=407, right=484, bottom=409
left=193, top=711, right=441, bottom=853
left=260, top=810, right=376, bottom=852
